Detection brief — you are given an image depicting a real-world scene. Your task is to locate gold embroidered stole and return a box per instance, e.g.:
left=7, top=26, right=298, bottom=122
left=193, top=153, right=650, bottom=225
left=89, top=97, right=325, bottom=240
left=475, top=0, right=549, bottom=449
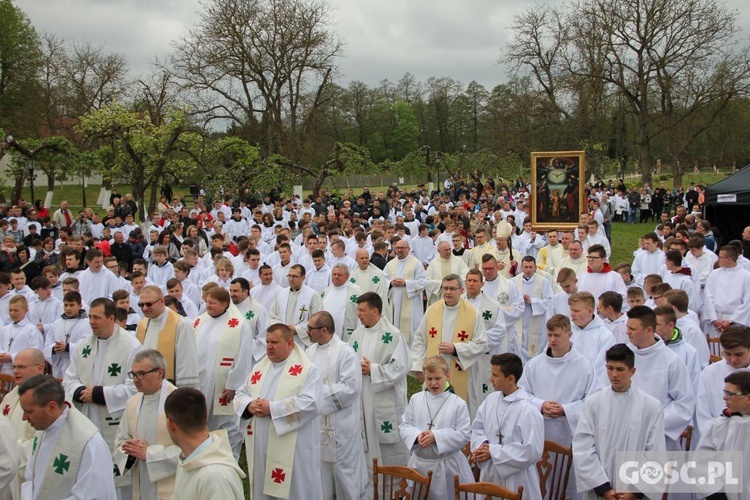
left=135, top=310, right=179, bottom=382
left=424, top=300, right=476, bottom=402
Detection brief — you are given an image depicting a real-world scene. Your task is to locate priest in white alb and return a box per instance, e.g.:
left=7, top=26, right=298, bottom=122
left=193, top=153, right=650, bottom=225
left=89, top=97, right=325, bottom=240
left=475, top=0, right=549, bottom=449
left=269, top=264, right=323, bottom=348
left=234, top=323, right=323, bottom=500
left=425, top=241, right=469, bottom=305
left=384, top=238, right=428, bottom=345
left=411, top=274, right=488, bottom=419
left=229, top=277, right=269, bottom=362
left=305, top=311, right=368, bottom=500
left=321, top=264, right=363, bottom=342
left=348, top=292, right=411, bottom=469
left=511, top=257, right=553, bottom=363
left=113, top=350, right=179, bottom=500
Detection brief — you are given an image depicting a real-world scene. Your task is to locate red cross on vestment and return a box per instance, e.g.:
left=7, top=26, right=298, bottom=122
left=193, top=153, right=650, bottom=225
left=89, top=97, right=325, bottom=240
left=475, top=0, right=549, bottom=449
left=429, top=327, right=438, bottom=338
left=193, top=318, right=200, bottom=328
left=289, top=364, right=303, bottom=376
left=271, top=468, right=286, bottom=483
left=250, top=371, right=262, bottom=384
left=457, top=330, right=469, bottom=341
left=228, top=318, right=239, bottom=328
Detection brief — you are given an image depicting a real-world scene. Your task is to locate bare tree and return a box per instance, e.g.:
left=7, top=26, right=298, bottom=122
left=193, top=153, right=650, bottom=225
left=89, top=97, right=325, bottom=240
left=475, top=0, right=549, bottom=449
left=566, top=0, right=750, bottom=183
left=169, top=0, right=342, bottom=163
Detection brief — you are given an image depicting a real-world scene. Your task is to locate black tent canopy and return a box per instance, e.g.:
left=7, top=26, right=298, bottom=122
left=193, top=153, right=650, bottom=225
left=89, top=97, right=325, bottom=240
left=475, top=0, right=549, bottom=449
left=704, top=165, right=750, bottom=244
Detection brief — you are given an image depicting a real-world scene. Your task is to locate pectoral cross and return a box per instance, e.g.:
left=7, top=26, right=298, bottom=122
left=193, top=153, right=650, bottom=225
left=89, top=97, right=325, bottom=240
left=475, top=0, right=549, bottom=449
left=497, top=429, right=503, bottom=444
left=427, top=421, right=435, bottom=430
left=298, top=305, right=308, bottom=322
left=7, top=337, right=14, bottom=351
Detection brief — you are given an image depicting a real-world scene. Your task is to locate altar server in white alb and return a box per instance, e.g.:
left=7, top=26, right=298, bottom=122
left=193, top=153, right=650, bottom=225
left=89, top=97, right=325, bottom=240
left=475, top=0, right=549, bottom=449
left=76, top=248, right=121, bottom=304
left=696, top=371, right=750, bottom=500
left=400, top=356, right=474, bottom=500
left=573, top=344, right=665, bottom=500
left=385, top=238, right=428, bottom=344
left=348, top=292, right=411, bottom=468
left=622, top=306, right=695, bottom=453
left=113, top=350, right=180, bottom=500
left=305, top=311, right=367, bottom=500
left=411, top=274, right=488, bottom=419
left=0, top=296, right=43, bottom=375
left=519, top=314, right=597, bottom=500
left=20, top=375, right=116, bottom=500
left=703, top=245, right=750, bottom=335
left=695, top=326, right=750, bottom=436
left=470, top=353, right=544, bottom=499
left=42, top=291, right=91, bottom=378
left=193, top=286, right=254, bottom=459
left=234, top=323, right=323, bottom=500
left=63, top=297, right=142, bottom=497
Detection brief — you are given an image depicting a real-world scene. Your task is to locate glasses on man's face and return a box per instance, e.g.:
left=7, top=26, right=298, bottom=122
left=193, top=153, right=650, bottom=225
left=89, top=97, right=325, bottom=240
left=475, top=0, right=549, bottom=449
left=127, top=368, right=160, bottom=380
left=586, top=256, right=602, bottom=260
left=138, top=299, right=161, bottom=309
left=442, top=286, right=462, bottom=292
left=723, top=389, right=747, bottom=398
left=306, top=325, right=323, bottom=333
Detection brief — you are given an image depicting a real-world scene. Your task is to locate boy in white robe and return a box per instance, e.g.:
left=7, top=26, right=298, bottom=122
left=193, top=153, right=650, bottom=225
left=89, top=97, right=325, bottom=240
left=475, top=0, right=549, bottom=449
left=695, top=326, right=750, bottom=436
left=696, top=371, right=750, bottom=500
left=28, top=277, right=63, bottom=337
left=664, top=289, right=709, bottom=369
left=703, top=246, right=750, bottom=335
left=0, top=296, right=43, bottom=374
left=43, top=291, right=91, bottom=378
left=573, top=344, right=666, bottom=499
left=470, top=352, right=544, bottom=498
left=621, top=306, right=695, bottom=452
left=400, top=356, right=473, bottom=500
left=519, top=314, right=598, bottom=500
left=597, top=291, right=629, bottom=344
left=569, top=292, right=615, bottom=364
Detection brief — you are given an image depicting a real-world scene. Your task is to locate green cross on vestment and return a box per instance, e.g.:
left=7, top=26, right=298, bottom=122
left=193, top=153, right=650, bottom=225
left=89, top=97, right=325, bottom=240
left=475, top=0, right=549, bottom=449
left=53, top=454, right=70, bottom=474
left=352, top=341, right=359, bottom=352
left=372, top=276, right=380, bottom=284
left=482, top=310, right=492, bottom=320
left=81, top=345, right=92, bottom=358
left=381, top=332, right=393, bottom=344
left=381, top=421, right=393, bottom=433
left=108, top=363, right=122, bottom=377
left=245, top=310, right=255, bottom=319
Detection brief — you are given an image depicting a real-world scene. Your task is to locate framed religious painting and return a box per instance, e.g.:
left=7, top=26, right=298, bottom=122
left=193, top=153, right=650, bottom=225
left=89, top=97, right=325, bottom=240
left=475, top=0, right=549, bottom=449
left=530, top=151, right=585, bottom=231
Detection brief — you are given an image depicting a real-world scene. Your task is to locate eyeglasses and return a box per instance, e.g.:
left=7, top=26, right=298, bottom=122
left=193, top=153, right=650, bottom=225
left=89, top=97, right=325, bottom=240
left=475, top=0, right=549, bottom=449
left=138, top=299, right=162, bottom=309
left=723, top=389, right=747, bottom=398
left=306, top=325, right=323, bottom=333
left=586, top=256, right=602, bottom=260
left=127, top=368, right=160, bottom=380
left=12, top=363, right=41, bottom=370
left=442, top=286, right=462, bottom=292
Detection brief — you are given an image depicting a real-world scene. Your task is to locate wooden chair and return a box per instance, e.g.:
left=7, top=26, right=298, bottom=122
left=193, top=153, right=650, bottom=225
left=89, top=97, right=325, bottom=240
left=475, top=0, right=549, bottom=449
left=373, top=458, right=432, bottom=500
left=536, top=440, right=573, bottom=500
left=709, top=354, right=722, bottom=364
left=0, top=373, right=15, bottom=400
left=462, top=443, right=481, bottom=482
left=454, top=475, right=523, bottom=500
left=707, top=336, right=722, bottom=358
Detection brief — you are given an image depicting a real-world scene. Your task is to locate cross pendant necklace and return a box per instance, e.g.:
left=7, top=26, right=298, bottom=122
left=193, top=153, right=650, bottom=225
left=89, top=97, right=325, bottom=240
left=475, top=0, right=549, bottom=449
left=426, top=393, right=450, bottom=431
left=495, top=399, right=514, bottom=445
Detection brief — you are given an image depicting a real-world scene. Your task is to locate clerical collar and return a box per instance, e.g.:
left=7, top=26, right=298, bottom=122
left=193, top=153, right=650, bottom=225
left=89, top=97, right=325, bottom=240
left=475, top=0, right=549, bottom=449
left=523, top=275, right=534, bottom=282
left=290, top=287, right=301, bottom=293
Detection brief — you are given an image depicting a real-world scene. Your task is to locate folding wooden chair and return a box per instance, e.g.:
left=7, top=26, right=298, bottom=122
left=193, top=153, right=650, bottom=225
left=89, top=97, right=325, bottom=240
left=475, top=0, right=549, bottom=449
left=707, top=336, right=722, bottom=358
left=453, top=475, right=523, bottom=500
left=373, top=457, right=433, bottom=500
left=536, top=439, right=573, bottom=499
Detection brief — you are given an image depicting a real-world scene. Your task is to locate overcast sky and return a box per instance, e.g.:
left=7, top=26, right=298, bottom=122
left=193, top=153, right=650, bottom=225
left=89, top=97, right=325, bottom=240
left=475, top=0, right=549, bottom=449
left=14, top=0, right=750, bottom=92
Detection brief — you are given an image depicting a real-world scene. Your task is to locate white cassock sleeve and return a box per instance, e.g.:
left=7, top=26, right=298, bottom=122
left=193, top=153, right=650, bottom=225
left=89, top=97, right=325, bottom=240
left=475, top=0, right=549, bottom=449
left=405, top=264, right=428, bottom=299
left=529, top=280, right=553, bottom=317
left=371, top=339, right=410, bottom=393
left=454, top=311, right=488, bottom=371
left=571, top=399, right=611, bottom=491
left=102, top=346, right=141, bottom=415
left=269, top=365, right=321, bottom=435
left=0, top=418, right=18, bottom=498
left=144, top=442, right=181, bottom=483
left=662, top=360, right=696, bottom=443
left=69, top=433, right=118, bottom=500
left=250, top=312, right=269, bottom=362
left=317, top=348, right=362, bottom=417
left=399, top=397, right=423, bottom=451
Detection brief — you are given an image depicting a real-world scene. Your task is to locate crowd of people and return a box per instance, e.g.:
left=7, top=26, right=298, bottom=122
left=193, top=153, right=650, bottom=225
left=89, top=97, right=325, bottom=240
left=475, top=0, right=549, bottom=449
left=0, top=172, right=749, bottom=500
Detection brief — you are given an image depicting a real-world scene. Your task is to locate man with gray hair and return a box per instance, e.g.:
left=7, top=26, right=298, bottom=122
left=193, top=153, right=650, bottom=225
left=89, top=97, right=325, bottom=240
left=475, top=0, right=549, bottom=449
left=321, top=264, right=363, bottom=342
left=114, top=349, right=180, bottom=500
left=20, top=375, right=116, bottom=499
left=410, top=274, right=488, bottom=419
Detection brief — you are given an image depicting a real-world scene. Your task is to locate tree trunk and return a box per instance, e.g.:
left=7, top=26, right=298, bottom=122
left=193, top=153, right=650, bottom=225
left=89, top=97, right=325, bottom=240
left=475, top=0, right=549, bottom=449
left=12, top=172, right=25, bottom=205
left=638, top=111, right=652, bottom=185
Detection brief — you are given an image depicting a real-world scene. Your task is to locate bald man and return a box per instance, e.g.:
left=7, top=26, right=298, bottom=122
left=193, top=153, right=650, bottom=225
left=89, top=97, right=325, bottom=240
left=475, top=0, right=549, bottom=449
left=0, top=348, right=45, bottom=480
left=425, top=241, right=469, bottom=305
